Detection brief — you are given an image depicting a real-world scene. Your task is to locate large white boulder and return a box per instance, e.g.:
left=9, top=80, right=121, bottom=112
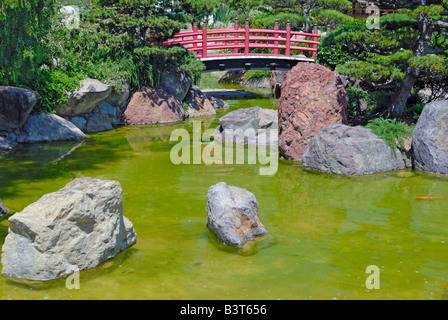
left=1, top=178, right=137, bottom=281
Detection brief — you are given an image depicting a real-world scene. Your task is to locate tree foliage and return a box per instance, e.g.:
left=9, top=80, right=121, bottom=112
left=266, top=0, right=352, bottom=31
left=80, top=0, right=217, bottom=89
left=0, top=0, right=58, bottom=83
left=318, top=3, right=448, bottom=118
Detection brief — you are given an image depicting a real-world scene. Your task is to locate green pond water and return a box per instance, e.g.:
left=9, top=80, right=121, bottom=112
left=1, top=73, right=448, bottom=300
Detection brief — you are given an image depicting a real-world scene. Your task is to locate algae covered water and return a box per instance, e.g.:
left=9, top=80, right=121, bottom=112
left=1, top=73, right=448, bottom=300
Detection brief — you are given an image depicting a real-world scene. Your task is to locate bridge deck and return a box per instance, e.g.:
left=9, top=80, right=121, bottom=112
left=200, top=54, right=314, bottom=72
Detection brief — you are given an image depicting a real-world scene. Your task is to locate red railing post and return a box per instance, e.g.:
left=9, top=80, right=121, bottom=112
left=312, top=24, right=318, bottom=57
left=202, top=21, right=207, bottom=59
left=234, top=18, right=239, bottom=55
left=244, top=18, right=249, bottom=56
left=273, top=19, right=279, bottom=56
left=285, top=20, right=291, bottom=57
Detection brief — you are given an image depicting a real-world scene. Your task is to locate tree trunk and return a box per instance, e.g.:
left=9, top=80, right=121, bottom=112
left=388, top=72, right=417, bottom=118
left=388, top=15, right=432, bottom=118
left=302, top=4, right=311, bottom=33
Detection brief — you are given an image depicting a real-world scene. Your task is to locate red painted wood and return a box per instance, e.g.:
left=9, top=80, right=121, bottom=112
left=164, top=24, right=323, bottom=60
left=202, top=23, right=207, bottom=58
left=233, top=21, right=239, bottom=55
left=312, top=27, right=319, bottom=58
left=244, top=20, right=250, bottom=56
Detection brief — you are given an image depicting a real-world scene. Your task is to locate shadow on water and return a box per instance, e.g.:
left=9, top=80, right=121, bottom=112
left=2, top=247, right=139, bottom=291
left=204, top=228, right=276, bottom=257
left=0, top=134, right=133, bottom=207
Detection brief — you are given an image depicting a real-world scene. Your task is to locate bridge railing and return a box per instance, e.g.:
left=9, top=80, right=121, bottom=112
left=164, top=19, right=324, bottom=60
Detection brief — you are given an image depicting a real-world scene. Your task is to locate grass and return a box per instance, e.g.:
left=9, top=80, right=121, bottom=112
left=365, top=118, right=415, bottom=156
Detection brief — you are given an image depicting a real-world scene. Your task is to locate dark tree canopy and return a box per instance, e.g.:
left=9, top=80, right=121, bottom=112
left=319, top=2, right=448, bottom=117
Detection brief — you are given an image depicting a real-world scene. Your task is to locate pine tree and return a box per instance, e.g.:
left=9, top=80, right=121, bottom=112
left=320, top=2, right=448, bottom=118
left=85, top=0, right=220, bottom=89
left=268, top=0, right=352, bottom=32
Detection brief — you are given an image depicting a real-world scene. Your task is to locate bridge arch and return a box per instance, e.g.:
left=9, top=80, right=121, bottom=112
left=164, top=19, right=324, bottom=72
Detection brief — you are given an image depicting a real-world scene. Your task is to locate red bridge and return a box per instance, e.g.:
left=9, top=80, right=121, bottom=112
left=164, top=19, right=323, bottom=72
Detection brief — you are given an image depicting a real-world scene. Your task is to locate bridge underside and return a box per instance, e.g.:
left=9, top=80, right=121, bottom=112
left=200, top=55, right=315, bottom=72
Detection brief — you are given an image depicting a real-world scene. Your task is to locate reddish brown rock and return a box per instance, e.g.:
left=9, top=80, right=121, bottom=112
left=122, top=87, right=184, bottom=125
left=278, top=63, right=348, bottom=161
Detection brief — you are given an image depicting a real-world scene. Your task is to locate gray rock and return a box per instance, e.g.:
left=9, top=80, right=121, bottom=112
left=99, top=100, right=120, bottom=125
left=17, top=113, right=86, bottom=143
left=1, top=177, right=137, bottom=281
left=412, top=100, right=448, bottom=175
left=184, top=85, right=216, bottom=118
left=208, top=95, right=229, bottom=109
left=0, top=86, right=38, bottom=132
left=85, top=109, right=112, bottom=133
left=158, top=70, right=191, bottom=101
left=57, top=78, right=112, bottom=117
left=218, top=70, right=246, bottom=84
left=270, top=70, right=287, bottom=98
left=242, top=77, right=271, bottom=88
left=303, top=124, right=407, bottom=175
left=70, top=116, right=87, bottom=131
left=214, top=106, right=278, bottom=145
left=0, top=198, right=7, bottom=216
left=0, top=132, right=18, bottom=151
left=205, top=182, right=268, bottom=248
left=105, top=84, right=130, bottom=107
left=99, top=100, right=117, bottom=118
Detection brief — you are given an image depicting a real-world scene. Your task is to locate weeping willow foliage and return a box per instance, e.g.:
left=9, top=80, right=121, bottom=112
left=0, top=0, right=58, bottom=84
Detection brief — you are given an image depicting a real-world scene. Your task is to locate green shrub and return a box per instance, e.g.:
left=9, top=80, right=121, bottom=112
left=213, top=3, right=235, bottom=24
left=253, top=12, right=306, bottom=30
left=245, top=70, right=272, bottom=81
left=365, top=118, right=415, bottom=155
left=183, top=102, right=189, bottom=112
left=346, top=87, right=369, bottom=121
left=32, top=70, right=84, bottom=114
left=317, top=45, right=354, bottom=70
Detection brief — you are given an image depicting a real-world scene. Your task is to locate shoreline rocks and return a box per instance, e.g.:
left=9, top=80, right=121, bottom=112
left=56, top=78, right=112, bottom=118
left=122, top=87, right=185, bottom=125
left=1, top=177, right=137, bottom=281
left=205, top=182, right=268, bottom=248
left=412, top=100, right=448, bottom=175
left=0, top=87, right=39, bottom=132
left=303, top=124, right=407, bottom=175
left=184, top=85, right=216, bottom=118
left=16, top=113, right=86, bottom=143
left=1, top=69, right=230, bottom=151
left=0, top=199, right=7, bottom=216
